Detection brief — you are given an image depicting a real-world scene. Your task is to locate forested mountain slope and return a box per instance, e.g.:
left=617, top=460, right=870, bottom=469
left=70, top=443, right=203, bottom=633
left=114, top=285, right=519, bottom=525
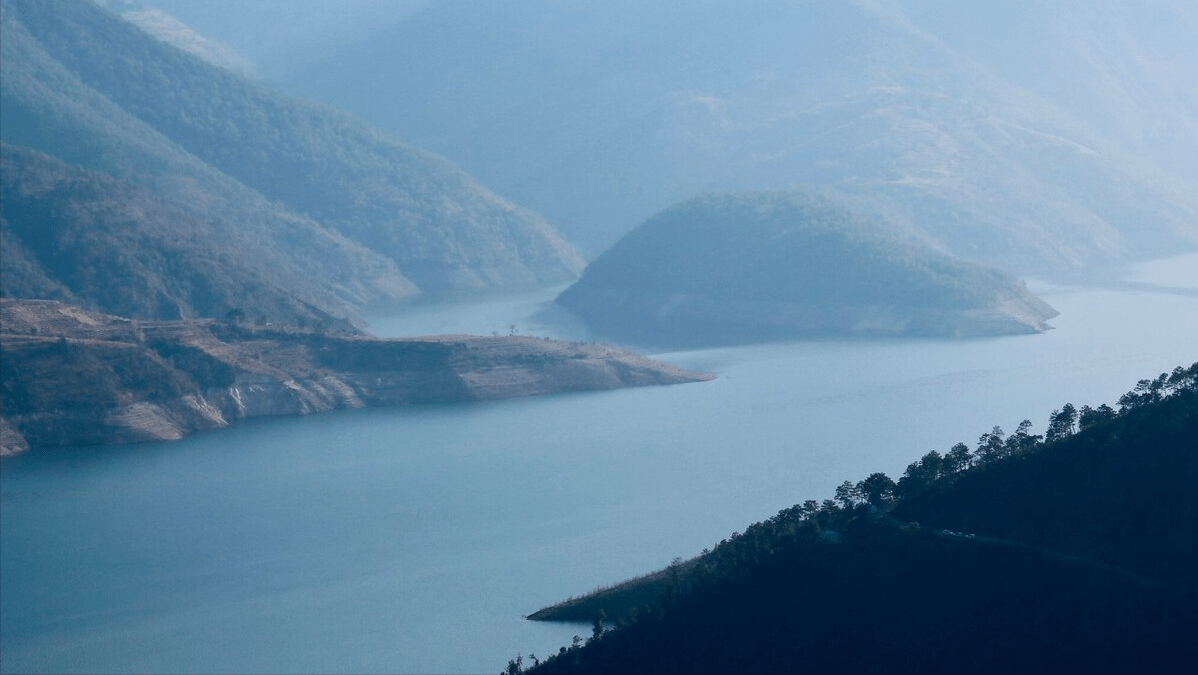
left=521, top=364, right=1198, bottom=673
left=0, top=0, right=582, bottom=325
left=558, top=191, right=1058, bottom=346
left=0, top=145, right=392, bottom=328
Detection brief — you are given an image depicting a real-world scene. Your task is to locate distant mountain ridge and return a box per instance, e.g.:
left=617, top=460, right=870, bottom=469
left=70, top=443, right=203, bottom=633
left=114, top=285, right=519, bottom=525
left=283, top=0, right=1198, bottom=270
left=558, top=191, right=1058, bottom=346
left=0, top=0, right=583, bottom=325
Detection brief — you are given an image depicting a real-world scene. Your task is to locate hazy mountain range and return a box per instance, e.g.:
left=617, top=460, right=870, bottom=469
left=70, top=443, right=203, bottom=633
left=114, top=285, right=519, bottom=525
left=8, top=0, right=1194, bottom=331
left=1, top=0, right=583, bottom=327
left=265, top=0, right=1198, bottom=270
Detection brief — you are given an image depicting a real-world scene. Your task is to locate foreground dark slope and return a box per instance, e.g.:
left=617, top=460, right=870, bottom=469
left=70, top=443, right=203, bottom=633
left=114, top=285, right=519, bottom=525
left=0, top=0, right=582, bottom=314
left=0, top=300, right=712, bottom=455
left=522, top=365, right=1198, bottom=673
left=558, top=191, right=1057, bottom=346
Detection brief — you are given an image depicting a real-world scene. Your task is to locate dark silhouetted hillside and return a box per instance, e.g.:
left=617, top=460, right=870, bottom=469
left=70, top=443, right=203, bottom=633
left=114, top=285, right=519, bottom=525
left=520, top=363, right=1198, bottom=673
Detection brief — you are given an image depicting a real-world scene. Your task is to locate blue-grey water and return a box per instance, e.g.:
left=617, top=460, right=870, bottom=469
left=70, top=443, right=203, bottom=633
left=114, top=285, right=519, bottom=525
left=2, top=253, right=1196, bottom=674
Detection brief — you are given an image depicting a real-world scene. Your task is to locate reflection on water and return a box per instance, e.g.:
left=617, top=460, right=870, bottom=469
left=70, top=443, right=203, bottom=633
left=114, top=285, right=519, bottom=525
left=3, top=258, right=1196, bottom=674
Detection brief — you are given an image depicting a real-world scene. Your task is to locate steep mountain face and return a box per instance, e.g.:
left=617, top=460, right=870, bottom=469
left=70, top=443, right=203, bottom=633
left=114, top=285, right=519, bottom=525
left=283, top=0, right=1198, bottom=271
left=557, top=191, right=1058, bottom=347
left=1, top=145, right=395, bottom=328
left=0, top=0, right=582, bottom=324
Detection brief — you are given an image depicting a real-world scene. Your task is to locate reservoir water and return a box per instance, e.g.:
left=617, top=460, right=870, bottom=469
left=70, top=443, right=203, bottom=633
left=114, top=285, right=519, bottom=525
left=2, top=254, right=1196, bottom=674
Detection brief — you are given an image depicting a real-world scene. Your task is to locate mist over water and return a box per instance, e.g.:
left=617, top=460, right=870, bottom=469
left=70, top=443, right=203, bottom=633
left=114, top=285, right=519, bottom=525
left=2, top=254, right=1194, bottom=674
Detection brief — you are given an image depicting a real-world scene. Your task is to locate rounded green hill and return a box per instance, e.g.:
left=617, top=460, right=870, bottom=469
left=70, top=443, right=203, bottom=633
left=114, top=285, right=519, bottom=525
left=558, top=191, right=1058, bottom=346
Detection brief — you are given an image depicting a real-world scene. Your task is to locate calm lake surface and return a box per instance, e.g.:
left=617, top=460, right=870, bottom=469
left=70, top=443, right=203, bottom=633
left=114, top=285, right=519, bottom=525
left=3, top=253, right=1196, bottom=674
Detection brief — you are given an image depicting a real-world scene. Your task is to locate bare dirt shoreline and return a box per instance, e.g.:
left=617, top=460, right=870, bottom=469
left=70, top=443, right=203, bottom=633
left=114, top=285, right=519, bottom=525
left=0, top=299, right=714, bottom=455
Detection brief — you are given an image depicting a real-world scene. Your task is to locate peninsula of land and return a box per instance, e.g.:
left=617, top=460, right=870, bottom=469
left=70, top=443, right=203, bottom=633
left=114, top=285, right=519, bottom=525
left=0, top=299, right=713, bottom=455
left=558, top=191, right=1060, bottom=347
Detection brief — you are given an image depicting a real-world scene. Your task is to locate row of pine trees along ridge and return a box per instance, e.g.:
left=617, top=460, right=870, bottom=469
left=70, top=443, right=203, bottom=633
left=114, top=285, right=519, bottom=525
left=509, top=362, right=1198, bottom=674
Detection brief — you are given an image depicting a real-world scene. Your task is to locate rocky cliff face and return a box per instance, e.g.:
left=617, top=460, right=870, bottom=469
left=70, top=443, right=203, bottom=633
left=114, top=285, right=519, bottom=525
left=0, top=300, right=712, bottom=455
